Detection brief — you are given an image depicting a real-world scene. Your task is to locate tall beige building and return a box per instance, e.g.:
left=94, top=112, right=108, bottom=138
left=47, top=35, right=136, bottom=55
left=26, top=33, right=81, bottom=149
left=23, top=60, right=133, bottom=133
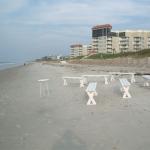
left=113, top=30, right=150, bottom=53
left=92, top=24, right=112, bottom=53
left=92, top=24, right=150, bottom=54
left=70, top=24, right=150, bottom=57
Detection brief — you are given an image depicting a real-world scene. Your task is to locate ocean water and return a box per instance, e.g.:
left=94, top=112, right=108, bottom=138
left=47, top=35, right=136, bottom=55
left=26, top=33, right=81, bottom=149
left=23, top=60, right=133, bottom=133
left=0, top=62, right=21, bottom=71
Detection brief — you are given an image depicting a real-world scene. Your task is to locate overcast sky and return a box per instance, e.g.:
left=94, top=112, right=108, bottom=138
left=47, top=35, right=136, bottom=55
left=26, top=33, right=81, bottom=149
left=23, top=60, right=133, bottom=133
left=0, top=0, right=150, bottom=62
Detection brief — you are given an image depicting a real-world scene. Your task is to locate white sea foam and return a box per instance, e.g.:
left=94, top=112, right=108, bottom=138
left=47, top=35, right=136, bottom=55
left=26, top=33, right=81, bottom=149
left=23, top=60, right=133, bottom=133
left=0, top=62, right=18, bottom=70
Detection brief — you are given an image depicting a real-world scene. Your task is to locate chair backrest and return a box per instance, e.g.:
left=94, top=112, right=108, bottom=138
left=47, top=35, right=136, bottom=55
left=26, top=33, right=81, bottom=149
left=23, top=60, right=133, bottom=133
left=86, top=82, right=97, bottom=92
left=143, top=75, right=150, bottom=80
left=119, top=78, right=130, bottom=86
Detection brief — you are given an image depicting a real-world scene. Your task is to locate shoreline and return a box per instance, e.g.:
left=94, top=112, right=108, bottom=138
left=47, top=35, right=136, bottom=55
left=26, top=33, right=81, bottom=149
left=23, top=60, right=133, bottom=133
left=0, top=61, right=150, bottom=75
left=0, top=63, right=23, bottom=71
left=0, top=62, right=35, bottom=72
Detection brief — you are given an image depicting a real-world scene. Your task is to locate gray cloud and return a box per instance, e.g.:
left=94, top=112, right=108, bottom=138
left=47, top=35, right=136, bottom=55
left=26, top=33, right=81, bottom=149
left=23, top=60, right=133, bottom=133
left=0, top=0, right=150, bottom=62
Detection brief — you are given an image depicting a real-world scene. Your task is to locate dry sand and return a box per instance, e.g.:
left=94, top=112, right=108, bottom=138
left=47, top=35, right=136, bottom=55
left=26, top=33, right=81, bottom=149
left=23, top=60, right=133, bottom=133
left=0, top=62, right=150, bottom=150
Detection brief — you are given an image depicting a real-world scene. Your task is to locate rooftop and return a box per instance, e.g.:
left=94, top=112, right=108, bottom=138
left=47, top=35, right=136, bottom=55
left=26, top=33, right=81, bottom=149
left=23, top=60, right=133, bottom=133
left=92, top=24, right=112, bottom=30
left=112, top=30, right=150, bottom=33
left=70, top=44, right=83, bottom=48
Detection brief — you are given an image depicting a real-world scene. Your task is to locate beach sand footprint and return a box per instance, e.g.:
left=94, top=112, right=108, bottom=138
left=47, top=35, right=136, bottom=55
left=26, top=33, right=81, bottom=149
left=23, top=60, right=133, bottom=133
left=52, top=130, right=87, bottom=150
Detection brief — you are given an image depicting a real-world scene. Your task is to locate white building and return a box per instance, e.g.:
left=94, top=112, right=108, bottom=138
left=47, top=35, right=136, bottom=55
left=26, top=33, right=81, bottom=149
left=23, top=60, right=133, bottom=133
left=70, top=44, right=90, bottom=57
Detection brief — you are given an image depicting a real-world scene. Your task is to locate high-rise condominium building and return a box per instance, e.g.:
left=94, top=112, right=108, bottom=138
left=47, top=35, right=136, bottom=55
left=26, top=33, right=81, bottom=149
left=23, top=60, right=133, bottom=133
left=92, top=24, right=150, bottom=54
left=112, top=30, right=150, bottom=53
left=70, top=44, right=92, bottom=58
left=70, top=24, right=150, bottom=57
left=92, top=24, right=112, bottom=53
left=70, top=44, right=83, bottom=58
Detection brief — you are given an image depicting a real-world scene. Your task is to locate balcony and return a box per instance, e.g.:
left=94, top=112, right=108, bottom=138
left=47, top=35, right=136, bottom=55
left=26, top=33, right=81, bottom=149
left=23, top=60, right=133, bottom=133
left=119, top=43, right=129, bottom=46
left=133, top=43, right=141, bottom=46
left=107, top=45, right=112, bottom=48
left=120, top=48, right=128, bottom=51
left=92, top=44, right=98, bottom=46
left=107, top=37, right=112, bottom=41
left=107, top=41, right=112, bottom=44
left=120, top=37, right=129, bottom=42
left=92, top=39, right=98, bottom=42
left=134, top=36, right=141, bottom=38
left=133, top=46, right=142, bottom=49
left=120, top=46, right=128, bottom=49
left=93, top=40, right=98, bottom=43
left=134, top=37, right=144, bottom=42
left=134, top=40, right=142, bottom=43
left=120, top=42, right=128, bottom=44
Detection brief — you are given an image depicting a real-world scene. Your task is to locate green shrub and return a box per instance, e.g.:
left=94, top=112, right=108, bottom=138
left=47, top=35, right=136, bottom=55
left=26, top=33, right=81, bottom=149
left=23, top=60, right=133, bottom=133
left=87, top=49, right=150, bottom=59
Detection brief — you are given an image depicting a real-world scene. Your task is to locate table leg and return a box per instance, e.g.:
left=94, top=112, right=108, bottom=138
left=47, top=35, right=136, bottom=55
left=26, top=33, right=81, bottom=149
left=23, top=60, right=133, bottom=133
left=63, top=79, right=67, bottom=86
left=80, top=79, right=84, bottom=87
left=110, top=75, right=115, bottom=82
left=144, top=82, right=149, bottom=86
left=40, top=82, right=42, bottom=97
left=131, top=74, right=135, bottom=83
left=104, top=76, right=108, bottom=85
left=46, top=82, right=49, bottom=96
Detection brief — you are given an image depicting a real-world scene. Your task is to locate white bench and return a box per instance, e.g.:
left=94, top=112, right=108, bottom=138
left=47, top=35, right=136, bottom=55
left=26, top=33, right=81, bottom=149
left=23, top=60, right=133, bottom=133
left=142, top=75, right=150, bottom=86
left=63, top=77, right=84, bottom=87
left=82, top=75, right=110, bottom=85
left=109, top=72, right=136, bottom=83
left=86, top=82, right=97, bottom=105
left=38, top=79, right=49, bottom=97
left=119, top=78, right=131, bottom=98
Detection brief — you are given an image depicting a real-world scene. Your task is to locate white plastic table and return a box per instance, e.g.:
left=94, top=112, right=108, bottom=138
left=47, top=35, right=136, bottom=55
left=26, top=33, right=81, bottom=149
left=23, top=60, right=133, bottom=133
left=38, top=79, right=49, bottom=97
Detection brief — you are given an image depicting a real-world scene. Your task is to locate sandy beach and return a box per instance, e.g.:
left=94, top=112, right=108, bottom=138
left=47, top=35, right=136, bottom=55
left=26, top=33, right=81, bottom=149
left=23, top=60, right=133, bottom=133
left=0, top=62, right=150, bottom=150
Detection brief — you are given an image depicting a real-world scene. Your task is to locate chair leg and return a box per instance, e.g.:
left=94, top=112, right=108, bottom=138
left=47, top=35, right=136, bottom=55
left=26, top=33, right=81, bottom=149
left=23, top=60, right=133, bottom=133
left=131, top=74, right=135, bottom=83
left=83, top=77, right=87, bottom=84
left=87, top=92, right=96, bottom=105
left=104, top=77, right=108, bottom=85
left=63, top=79, right=67, bottom=86
left=80, top=79, right=84, bottom=87
left=123, top=86, right=131, bottom=98
left=110, top=75, right=115, bottom=82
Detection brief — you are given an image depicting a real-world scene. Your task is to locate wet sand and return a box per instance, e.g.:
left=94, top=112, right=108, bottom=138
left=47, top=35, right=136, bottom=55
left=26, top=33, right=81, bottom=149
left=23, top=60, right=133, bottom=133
left=0, top=62, right=150, bottom=150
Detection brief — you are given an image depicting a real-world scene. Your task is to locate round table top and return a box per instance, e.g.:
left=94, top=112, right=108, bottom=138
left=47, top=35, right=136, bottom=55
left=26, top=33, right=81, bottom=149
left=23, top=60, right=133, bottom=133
left=38, top=79, right=49, bottom=82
